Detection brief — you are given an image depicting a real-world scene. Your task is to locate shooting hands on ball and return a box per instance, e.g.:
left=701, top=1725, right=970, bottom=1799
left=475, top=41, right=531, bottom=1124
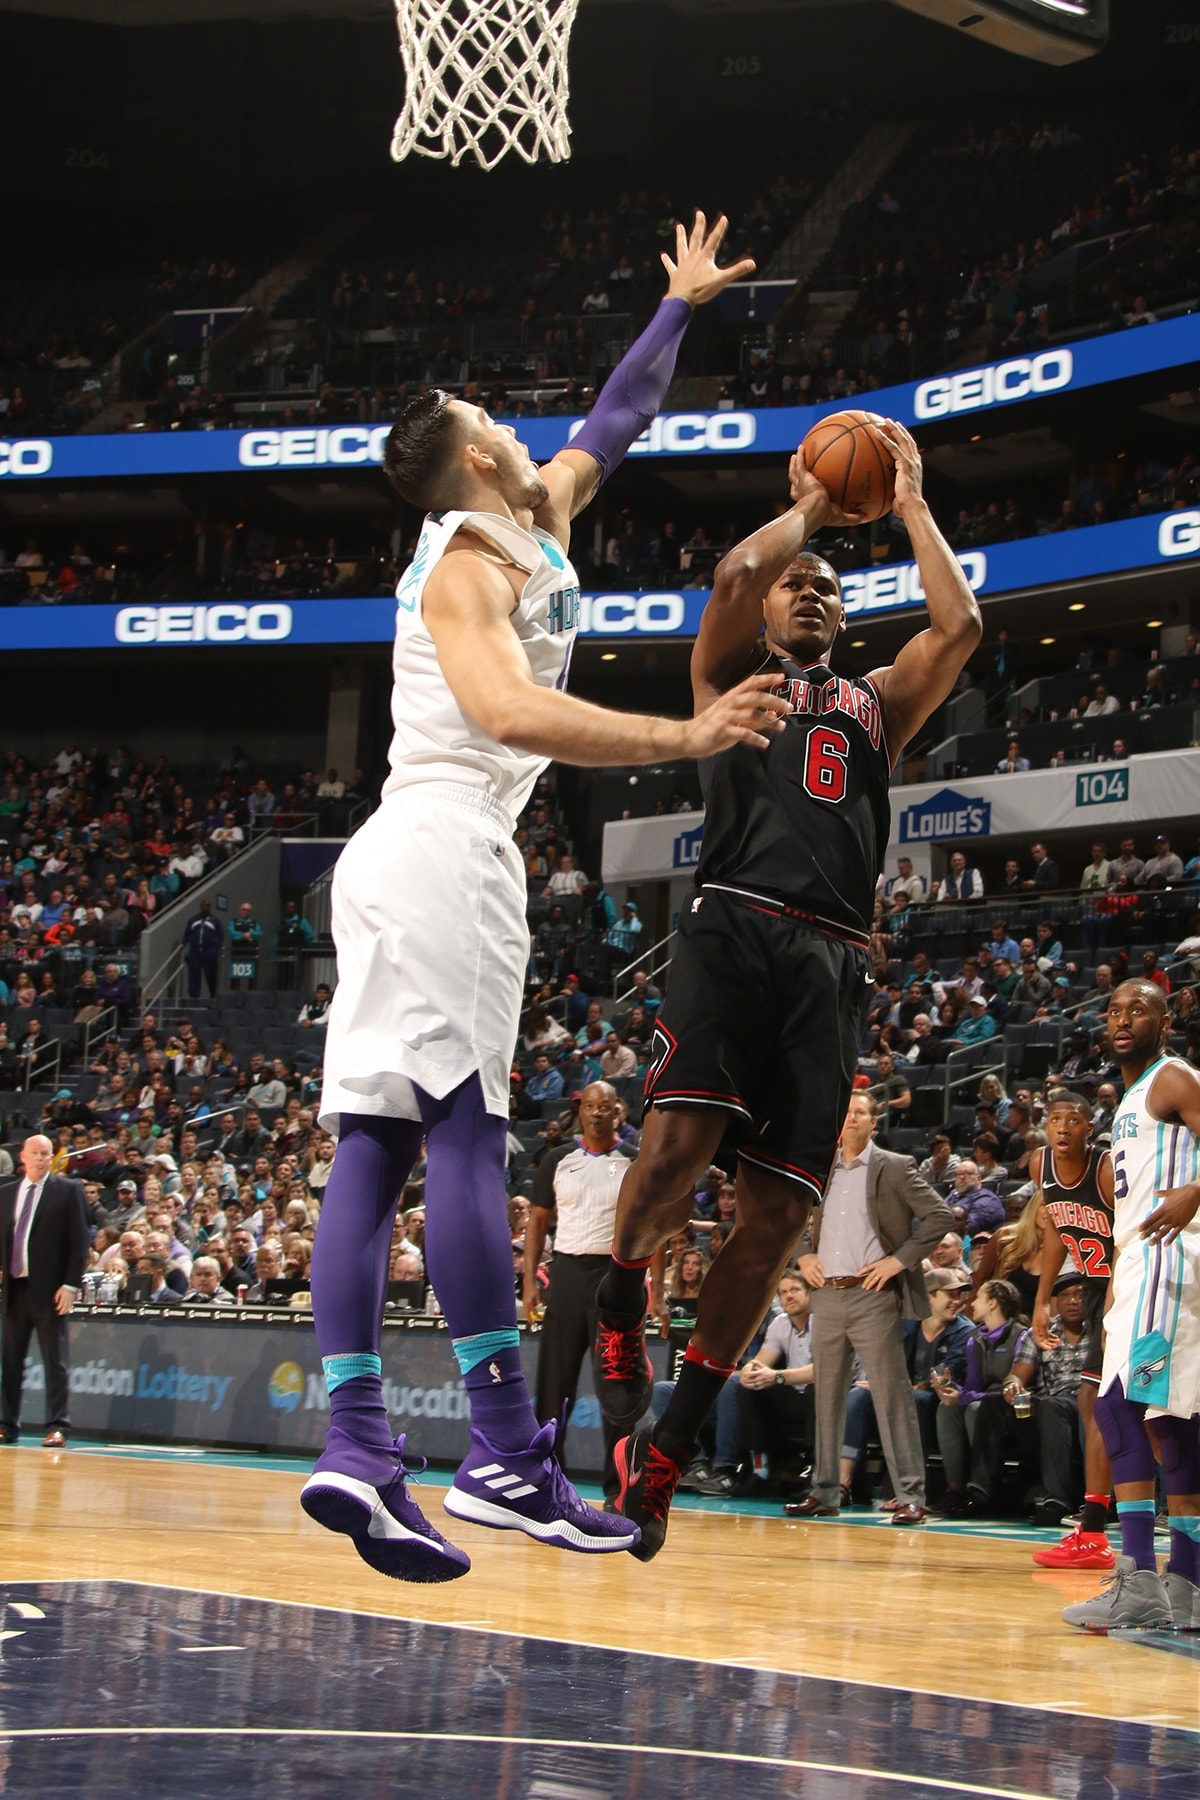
left=787, top=454, right=868, bottom=528
left=875, top=419, right=924, bottom=516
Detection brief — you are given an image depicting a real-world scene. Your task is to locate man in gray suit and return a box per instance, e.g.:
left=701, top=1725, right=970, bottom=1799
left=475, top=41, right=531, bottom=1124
left=788, top=1091, right=952, bottom=1525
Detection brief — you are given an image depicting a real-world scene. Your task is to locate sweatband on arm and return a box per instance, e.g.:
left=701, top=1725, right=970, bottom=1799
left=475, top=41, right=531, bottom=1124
left=569, top=296, right=692, bottom=481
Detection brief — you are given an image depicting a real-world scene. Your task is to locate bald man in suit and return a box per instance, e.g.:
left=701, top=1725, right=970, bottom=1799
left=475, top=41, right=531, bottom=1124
left=1, top=1134, right=89, bottom=1447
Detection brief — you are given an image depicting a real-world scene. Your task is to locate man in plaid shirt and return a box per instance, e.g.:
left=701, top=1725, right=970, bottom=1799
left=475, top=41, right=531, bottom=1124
left=1009, top=1271, right=1090, bottom=1528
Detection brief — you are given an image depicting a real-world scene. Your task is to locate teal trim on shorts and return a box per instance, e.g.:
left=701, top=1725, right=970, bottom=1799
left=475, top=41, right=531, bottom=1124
left=452, top=1329, right=520, bottom=1375
left=322, top=1353, right=382, bottom=1394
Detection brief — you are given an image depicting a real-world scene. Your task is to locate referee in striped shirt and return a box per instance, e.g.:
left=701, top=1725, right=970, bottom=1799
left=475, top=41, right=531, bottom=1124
left=524, top=1081, right=637, bottom=1503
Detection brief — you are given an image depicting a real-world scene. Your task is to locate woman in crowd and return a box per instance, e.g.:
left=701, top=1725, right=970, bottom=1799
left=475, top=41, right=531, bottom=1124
left=969, top=1192, right=1046, bottom=1314
left=665, top=1247, right=709, bottom=1320
left=205, top=1038, right=238, bottom=1081
left=934, top=1277, right=1029, bottom=1516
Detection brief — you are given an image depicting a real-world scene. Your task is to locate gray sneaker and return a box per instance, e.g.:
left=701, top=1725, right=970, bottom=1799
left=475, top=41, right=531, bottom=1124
left=1062, top=1555, right=1173, bottom=1633
left=1163, top=1570, right=1200, bottom=1632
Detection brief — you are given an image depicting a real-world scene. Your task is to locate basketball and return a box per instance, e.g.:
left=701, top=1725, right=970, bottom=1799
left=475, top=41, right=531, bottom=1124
left=800, top=410, right=896, bottom=521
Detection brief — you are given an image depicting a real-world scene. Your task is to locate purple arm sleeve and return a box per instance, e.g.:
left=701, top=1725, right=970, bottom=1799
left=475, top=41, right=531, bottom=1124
left=569, top=296, right=692, bottom=481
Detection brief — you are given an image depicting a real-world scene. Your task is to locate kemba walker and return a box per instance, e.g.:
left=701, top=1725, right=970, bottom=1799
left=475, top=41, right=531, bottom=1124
left=597, top=422, right=984, bottom=1558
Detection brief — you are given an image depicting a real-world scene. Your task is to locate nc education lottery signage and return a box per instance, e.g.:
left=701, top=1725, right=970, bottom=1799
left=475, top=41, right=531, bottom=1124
left=2, top=507, right=1198, bottom=654
left=18, top=1317, right=665, bottom=1469
left=0, top=317, right=1196, bottom=483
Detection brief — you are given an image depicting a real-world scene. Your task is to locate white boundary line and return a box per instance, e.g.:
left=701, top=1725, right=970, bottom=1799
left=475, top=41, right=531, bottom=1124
left=21, top=1576, right=1197, bottom=1737
left=0, top=1725, right=1061, bottom=1798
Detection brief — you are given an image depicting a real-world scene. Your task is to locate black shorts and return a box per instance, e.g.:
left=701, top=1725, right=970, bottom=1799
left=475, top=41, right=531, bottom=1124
left=644, top=885, right=873, bottom=1204
left=1080, top=1281, right=1106, bottom=1384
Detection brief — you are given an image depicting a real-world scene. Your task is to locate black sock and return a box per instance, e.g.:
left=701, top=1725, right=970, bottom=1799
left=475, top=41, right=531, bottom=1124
left=598, top=1255, right=650, bottom=1317
left=653, top=1354, right=734, bottom=1466
left=1080, top=1495, right=1109, bottom=1535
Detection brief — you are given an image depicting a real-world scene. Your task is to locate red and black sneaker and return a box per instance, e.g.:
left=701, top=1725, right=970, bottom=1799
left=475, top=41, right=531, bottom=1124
left=614, top=1426, right=686, bottom=1563
left=594, top=1307, right=654, bottom=1428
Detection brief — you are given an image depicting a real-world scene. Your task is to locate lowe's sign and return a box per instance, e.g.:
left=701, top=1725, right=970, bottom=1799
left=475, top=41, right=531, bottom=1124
left=0, top=318, right=1196, bottom=482
left=899, top=788, right=992, bottom=843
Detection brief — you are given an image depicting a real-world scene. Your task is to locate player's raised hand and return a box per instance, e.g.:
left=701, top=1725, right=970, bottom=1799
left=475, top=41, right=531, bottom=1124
left=788, top=452, right=870, bottom=527
left=1140, top=1182, right=1200, bottom=1244
left=683, top=672, right=793, bottom=757
left=662, top=211, right=755, bottom=308
left=875, top=418, right=924, bottom=515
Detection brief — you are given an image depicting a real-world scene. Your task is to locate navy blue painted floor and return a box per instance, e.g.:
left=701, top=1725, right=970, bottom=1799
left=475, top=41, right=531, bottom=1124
left=0, top=1581, right=1195, bottom=1797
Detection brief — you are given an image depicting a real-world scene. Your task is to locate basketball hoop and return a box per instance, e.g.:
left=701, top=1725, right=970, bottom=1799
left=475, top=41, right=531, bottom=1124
left=391, top=0, right=579, bottom=171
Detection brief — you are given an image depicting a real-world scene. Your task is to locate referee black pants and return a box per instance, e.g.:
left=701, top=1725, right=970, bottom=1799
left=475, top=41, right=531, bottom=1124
left=2, top=1282, right=70, bottom=1436
left=535, top=1252, right=621, bottom=1500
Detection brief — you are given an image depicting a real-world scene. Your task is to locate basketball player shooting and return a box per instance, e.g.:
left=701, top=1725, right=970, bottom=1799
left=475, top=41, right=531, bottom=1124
left=299, top=213, right=787, bottom=1583
left=595, top=419, right=984, bottom=1559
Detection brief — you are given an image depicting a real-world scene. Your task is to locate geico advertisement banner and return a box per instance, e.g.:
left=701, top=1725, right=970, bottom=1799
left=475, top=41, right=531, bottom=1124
left=3, top=508, right=1197, bottom=654
left=889, top=748, right=1200, bottom=850
left=18, top=1317, right=665, bottom=1470
left=1, top=317, right=1197, bottom=483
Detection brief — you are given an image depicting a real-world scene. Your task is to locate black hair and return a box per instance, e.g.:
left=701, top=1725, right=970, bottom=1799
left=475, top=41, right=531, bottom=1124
left=383, top=388, right=462, bottom=509
left=789, top=549, right=841, bottom=592
left=1047, top=1087, right=1092, bottom=1120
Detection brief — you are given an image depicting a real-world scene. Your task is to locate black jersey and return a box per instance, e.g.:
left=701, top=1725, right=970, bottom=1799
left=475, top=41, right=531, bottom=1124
left=1041, top=1144, right=1114, bottom=1284
left=695, top=652, right=892, bottom=938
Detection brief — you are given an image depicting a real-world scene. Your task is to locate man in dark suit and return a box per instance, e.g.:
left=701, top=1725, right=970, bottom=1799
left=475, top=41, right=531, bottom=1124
left=788, top=1091, right=952, bottom=1526
left=1, top=1134, right=89, bottom=1447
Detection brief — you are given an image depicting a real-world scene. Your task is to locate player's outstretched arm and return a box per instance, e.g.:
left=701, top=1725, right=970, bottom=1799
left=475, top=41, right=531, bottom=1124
left=868, top=420, right=982, bottom=757
left=423, top=546, right=792, bottom=767
left=535, top=212, right=756, bottom=544
left=691, top=460, right=861, bottom=706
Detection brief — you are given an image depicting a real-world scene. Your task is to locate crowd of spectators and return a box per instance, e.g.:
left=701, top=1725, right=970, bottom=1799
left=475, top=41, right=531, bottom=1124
left=798, top=100, right=1200, bottom=390
left=0, top=743, right=369, bottom=986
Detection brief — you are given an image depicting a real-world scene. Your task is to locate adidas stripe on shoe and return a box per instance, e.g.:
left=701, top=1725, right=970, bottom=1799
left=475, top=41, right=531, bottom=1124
left=445, top=1420, right=641, bottom=1554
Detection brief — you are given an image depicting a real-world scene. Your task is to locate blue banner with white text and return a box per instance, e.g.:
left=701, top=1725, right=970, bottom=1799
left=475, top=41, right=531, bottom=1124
left=1, top=509, right=1197, bottom=652
left=0, top=317, right=1196, bottom=482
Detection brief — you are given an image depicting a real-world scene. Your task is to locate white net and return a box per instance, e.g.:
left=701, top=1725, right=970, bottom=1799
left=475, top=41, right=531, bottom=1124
left=391, top=0, right=580, bottom=171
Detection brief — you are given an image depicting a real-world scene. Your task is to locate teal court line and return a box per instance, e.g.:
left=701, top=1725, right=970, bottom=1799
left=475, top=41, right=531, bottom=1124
left=51, top=1439, right=1076, bottom=1545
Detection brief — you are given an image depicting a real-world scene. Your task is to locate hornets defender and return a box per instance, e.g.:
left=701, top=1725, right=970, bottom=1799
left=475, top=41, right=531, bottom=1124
left=299, top=215, right=789, bottom=1584
left=1063, top=981, right=1200, bottom=1634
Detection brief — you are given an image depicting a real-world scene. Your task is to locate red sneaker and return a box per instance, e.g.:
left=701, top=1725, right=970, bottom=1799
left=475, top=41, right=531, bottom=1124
left=1032, top=1527, right=1115, bottom=1570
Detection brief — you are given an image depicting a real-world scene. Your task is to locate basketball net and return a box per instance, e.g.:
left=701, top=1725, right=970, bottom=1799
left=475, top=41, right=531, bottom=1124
left=391, top=0, right=579, bottom=170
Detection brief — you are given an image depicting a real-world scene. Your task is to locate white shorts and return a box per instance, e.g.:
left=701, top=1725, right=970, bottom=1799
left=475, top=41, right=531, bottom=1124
left=319, top=782, right=527, bottom=1134
left=1100, top=1230, right=1200, bottom=1420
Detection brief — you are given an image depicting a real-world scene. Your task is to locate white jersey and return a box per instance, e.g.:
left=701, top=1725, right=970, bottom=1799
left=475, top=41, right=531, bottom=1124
left=1102, top=1053, right=1200, bottom=1417
left=1109, top=1055, right=1200, bottom=1251
left=382, top=508, right=580, bottom=819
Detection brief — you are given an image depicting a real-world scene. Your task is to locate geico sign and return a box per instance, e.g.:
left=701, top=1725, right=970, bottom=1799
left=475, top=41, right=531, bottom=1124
left=1159, top=510, right=1200, bottom=558
left=914, top=351, right=1073, bottom=420
left=237, top=426, right=391, bottom=468
left=115, top=604, right=294, bottom=644
left=578, top=593, right=687, bottom=635
left=842, top=552, right=987, bottom=615
left=0, top=439, right=53, bottom=477
left=569, top=412, right=756, bottom=456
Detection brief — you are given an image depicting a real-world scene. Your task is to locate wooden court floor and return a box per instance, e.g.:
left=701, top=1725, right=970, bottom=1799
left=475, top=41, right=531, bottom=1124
left=0, top=1442, right=1195, bottom=1739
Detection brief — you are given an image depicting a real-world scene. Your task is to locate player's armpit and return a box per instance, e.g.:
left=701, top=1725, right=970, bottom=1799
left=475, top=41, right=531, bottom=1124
left=534, top=449, right=603, bottom=546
